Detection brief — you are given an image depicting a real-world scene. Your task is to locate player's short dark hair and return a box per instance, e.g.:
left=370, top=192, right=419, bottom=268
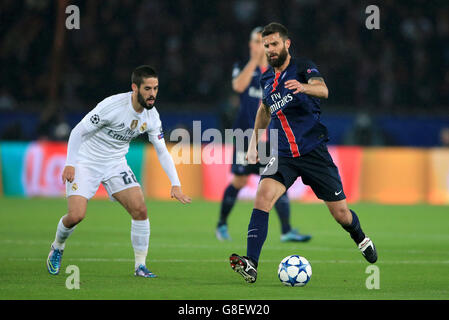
left=262, top=22, right=289, bottom=40
left=131, top=65, right=158, bottom=87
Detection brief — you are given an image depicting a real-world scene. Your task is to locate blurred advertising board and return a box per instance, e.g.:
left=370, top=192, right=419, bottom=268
left=0, top=141, right=144, bottom=199
left=1, top=141, right=448, bottom=205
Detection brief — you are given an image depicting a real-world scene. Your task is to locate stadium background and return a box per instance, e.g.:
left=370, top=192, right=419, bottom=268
left=1, top=0, right=449, bottom=303
left=1, top=0, right=449, bottom=204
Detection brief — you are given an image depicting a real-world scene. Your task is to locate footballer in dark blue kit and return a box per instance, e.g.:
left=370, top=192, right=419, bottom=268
left=216, top=27, right=312, bottom=243
left=229, top=23, right=377, bottom=284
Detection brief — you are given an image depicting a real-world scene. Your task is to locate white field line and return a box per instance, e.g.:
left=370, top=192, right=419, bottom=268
left=1, top=239, right=448, bottom=256
left=5, top=257, right=449, bottom=264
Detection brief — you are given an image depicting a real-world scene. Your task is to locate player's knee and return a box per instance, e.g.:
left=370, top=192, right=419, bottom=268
left=254, top=188, right=276, bottom=212
left=66, top=196, right=87, bottom=226
left=232, top=176, right=248, bottom=189
left=66, top=210, right=85, bottom=226
left=131, top=203, right=148, bottom=220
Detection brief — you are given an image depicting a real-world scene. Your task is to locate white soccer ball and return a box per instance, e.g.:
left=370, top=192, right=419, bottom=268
left=278, top=255, right=312, bottom=287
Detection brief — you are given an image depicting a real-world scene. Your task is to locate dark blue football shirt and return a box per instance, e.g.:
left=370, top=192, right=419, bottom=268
left=231, top=62, right=268, bottom=131
left=260, top=57, right=329, bottom=158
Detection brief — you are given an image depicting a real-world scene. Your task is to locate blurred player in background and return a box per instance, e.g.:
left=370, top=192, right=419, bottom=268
left=230, top=23, right=377, bottom=283
left=216, top=27, right=312, bottom=243
left=46, top=65, right=191, bottom=278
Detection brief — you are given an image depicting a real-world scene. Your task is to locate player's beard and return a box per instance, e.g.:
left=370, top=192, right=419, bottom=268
left=267, top=45, right=288, bottom=68
left=137, top=91, right=156, bottom=110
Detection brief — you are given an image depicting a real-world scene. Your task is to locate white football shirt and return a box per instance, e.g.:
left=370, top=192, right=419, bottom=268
left=78, top=92, right=163, bottom=165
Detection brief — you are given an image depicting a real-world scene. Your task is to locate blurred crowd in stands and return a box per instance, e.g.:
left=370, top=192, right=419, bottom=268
left=1, top=0, right=448, bottom=134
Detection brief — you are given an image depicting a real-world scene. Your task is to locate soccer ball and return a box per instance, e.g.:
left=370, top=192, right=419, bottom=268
left=278, top=255, right=312, bottom=287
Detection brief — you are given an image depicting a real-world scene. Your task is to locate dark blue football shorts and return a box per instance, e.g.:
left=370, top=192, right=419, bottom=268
left=259, top=142, right=346, bottom=202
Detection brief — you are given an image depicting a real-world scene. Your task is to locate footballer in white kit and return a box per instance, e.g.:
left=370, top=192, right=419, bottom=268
left=46, top=66, right=191, bottom=278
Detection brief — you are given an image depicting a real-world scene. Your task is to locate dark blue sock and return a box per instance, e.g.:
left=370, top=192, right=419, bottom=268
left=342, top=209, right=366, bottom=244
left=246, top=208, right=269, bottom=266
left=274, top=193, right=291, bottom=234
left=217, top=184, right=240, bottom=227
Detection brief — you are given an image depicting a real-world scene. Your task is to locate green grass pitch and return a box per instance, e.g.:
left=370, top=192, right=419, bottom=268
left=0, top=197, right=448, bottom=300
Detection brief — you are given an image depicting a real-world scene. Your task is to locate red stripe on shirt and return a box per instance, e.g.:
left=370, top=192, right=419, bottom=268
left=271, top=72, right=281, bottom=93
left=276, top=109, right=300, bottom=157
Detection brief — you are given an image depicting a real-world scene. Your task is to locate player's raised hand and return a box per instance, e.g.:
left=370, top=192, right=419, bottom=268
left=250, top=43, right=265, bottom=64
left=284, top=80, right=305, bottom=94
left=171, top=186, right=192, bottom=204
left=62, top=166, right=75, bottom=184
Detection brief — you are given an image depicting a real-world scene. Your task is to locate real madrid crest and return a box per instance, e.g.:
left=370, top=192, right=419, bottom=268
left=130, top=120, right=138, bottom=130
left=140, top=122, right=147, bottom=132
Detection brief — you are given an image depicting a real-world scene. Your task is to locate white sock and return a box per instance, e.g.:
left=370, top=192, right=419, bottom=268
left=131, top=219, right=150, bottom=269
left=52, top=217, right=76, bottom=250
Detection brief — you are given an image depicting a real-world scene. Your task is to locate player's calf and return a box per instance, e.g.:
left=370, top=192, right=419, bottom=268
left=327, top=202, right=352, bottom=226
left=326, top=201, right=364, bottom=242
left=326, top=201, right=377, bottom=263
left=344, top=212, right=377, bottom=263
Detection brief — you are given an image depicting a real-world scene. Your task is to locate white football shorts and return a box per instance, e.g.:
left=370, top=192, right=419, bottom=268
left=66, top=161, right=140, bottom=201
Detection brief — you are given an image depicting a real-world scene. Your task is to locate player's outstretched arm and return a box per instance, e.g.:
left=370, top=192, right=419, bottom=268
left=284, top=77, right=329, bottom=99
left=63, top=102, right=109, bottom=184
left=247, top=103, right=271, bottom=164
left=62, top=122, right=90, bottom=183
left=232, top=46, right=265, bottom=93
left=149, top=135, right=191, bottom=204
